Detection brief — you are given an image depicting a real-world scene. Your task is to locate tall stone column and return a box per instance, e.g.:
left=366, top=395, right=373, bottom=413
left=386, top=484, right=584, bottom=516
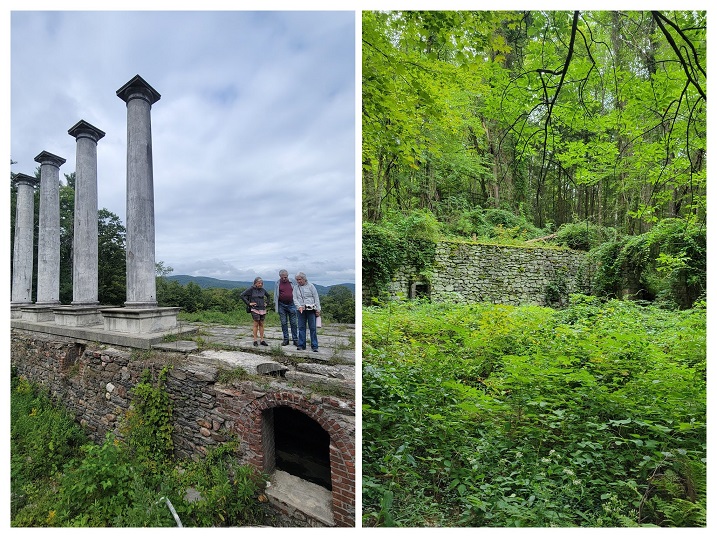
left=116, top=74, right=161, bottom=308
left=34, top=151, right=66, bottom=306
left=68, top=120, right=105, bottom=305
left=11, top=173, right=39, bottom=311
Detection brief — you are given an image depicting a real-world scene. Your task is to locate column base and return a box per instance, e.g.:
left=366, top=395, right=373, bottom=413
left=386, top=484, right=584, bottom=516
left=11, top=303, right=32, bottom=319
left=54, top=305, right=104, bottom=327
left=124, top=301, right=159, bottom=309
left=20, top=304, right=59, bottom=322
left=100, top=307, right=181, bottom=334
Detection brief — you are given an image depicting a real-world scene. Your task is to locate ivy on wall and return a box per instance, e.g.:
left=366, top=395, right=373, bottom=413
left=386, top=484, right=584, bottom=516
left=362, top=216, right=438, bottom=304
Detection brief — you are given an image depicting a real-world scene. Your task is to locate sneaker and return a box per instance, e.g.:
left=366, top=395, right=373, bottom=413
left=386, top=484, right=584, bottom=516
left=297, top=346, right=305, bottom=350
left=293, top=341, right=299, bottom=346
left=312, top=349, right=319, bottom=352
left=282, top=340, right=290, bottom=346
left=253, top=341, right=258, bottom=347
left=260, top=341, right=268, bottom=346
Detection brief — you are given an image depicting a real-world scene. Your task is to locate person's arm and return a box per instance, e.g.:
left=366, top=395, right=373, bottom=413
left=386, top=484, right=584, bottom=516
left=240, top=287, right=251, bottom=305
left=311, top=284, right=321, bottom=313
left=293, top=284, right=304, bottom=312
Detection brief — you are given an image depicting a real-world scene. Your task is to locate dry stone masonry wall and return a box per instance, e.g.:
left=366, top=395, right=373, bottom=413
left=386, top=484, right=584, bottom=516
left=390, top=241, right=586, bottom=306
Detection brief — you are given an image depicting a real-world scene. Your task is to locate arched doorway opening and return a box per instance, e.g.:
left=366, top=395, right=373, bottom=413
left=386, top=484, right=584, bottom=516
left=267, top=405, right=332, bottom=490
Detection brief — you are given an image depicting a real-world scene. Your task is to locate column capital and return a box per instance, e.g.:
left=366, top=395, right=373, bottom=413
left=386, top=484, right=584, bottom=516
left=68, top=120, right=106, bottom=142
left=116, top=74, right=161, bottom=105
left=12, top=173, right=39, bottom=188
left=34, top=151, right=66, bottom=168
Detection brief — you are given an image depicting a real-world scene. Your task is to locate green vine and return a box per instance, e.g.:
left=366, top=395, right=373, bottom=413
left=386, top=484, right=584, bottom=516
left=581, top=218, right=705, bottom=308
left=363, top=210, right=440, bottom=304
left=123, top=366, right=174, bottom=467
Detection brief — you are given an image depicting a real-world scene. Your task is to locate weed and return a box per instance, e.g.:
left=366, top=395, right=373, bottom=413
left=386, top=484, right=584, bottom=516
left=216, top=367, right=250, bottom=384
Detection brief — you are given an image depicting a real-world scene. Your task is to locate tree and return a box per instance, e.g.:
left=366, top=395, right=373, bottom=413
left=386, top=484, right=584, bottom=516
left=97, top=209, right=126, bottom=306
left=362, top=10, right=706, bottom=236
left=322, top=285, right=355, bottom=323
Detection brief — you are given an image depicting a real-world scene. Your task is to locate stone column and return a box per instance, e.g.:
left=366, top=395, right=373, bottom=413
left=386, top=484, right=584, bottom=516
left=116, top=74, right=161, bottom=308
left=68, top=120, right=105, bottom=305
left=34, top=151, right=66, bottom=306
left=11, top=173, right=39, bottom=312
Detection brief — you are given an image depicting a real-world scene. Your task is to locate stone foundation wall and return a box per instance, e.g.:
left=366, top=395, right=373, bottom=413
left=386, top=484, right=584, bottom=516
left=388, top=241, right=586, bottom=306
left=10, top=329, right=355, bottom=527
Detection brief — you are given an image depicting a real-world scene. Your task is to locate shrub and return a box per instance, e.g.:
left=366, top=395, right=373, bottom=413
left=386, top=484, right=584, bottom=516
left=580, top=219, right=705, bottom=308
left=554, top=221, right=617, bottom=251
left=11, top=372, right=264, bottom=527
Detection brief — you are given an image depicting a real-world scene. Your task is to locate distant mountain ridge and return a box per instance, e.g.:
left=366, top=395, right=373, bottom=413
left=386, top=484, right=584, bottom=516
left=165, top=275, right=354, bottom=296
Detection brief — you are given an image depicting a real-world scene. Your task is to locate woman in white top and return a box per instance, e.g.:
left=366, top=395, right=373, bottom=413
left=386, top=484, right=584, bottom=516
left=293, top=272, right=321, bottom=352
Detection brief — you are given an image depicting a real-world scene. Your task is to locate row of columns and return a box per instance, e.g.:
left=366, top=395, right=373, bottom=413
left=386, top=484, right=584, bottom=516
left=11, top=75, right=177, bottom=333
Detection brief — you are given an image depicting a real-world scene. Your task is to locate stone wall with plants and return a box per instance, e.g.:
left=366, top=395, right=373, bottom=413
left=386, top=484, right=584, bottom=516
left=388, top=241, right=586, bottom=306
left=10, top=329, right=356, bottom=527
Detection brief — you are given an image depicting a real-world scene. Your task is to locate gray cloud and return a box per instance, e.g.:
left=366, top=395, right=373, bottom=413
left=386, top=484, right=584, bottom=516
left=10, top=10, right=356, bottom=286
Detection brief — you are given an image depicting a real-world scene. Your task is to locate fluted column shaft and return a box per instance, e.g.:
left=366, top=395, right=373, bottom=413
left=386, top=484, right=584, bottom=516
left=11, top=174, right=39, bottom=304
left=34, top=151, right=66, bottom=305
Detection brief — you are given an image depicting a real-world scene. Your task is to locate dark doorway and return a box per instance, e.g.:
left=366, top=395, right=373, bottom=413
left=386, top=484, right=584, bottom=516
left=273, top=406, right=332, bottom=490
left=410, top=281, right=430, bottom=299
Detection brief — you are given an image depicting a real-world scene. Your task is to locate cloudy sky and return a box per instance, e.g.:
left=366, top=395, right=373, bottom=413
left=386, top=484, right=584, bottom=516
left=9, top=9, right=356, bottom=286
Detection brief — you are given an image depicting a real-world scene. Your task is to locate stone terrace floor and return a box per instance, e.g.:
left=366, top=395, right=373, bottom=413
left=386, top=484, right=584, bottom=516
left=154, top=322, right=356, bottom=398
left=177, top=322, right=356, bottom=364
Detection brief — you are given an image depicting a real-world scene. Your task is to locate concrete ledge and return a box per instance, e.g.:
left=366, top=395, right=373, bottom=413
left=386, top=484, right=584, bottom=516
left=190, top=349, right=289, bottom=376
left=10, top=319, right=197, bottom=349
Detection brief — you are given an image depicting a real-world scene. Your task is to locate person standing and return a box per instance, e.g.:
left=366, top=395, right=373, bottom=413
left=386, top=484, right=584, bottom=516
left=293, top=272, right=321, bottom=352
left=241, top=277, right=270, bottom=347
left=274, top=269, right=299, bottom=346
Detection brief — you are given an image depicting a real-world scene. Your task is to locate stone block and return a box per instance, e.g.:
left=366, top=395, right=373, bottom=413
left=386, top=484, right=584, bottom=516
left=54, top=306, right=103, bottom=327
left=100, top=307, right=180, bottom=333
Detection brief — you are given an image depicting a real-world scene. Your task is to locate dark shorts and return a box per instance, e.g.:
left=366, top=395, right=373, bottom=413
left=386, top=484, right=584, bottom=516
left=251, top=312, right=266, bottom=322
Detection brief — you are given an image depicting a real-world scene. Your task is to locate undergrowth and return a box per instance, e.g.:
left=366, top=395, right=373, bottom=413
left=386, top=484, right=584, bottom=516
left=362, top=296, right=706, bottom=527
left=11, top=368, right=265, bottom=527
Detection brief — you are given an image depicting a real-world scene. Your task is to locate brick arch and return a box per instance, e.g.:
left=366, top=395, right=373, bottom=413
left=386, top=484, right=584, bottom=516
left=235, top=391, right=355, bottom=527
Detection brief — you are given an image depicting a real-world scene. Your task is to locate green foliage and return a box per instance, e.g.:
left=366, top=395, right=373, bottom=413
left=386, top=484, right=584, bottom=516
left=448, top=207, right=544, bottom=241
left=362, top=210, right=441, bottom=304
left=10, top=375, right=88, bottom=518
left=581, top=219, right=705, bottom=308
left=123, top=367, right=175, bottom=467
left=554, top=221, right=617, bottom=251
left=97, top=208, right=127, bottom=306
left=321, top=285, right=356, bottom=323
left=54, top=434, right=139, bottom=525
left=362, top=222, right=404, bottom=301
left=362, top=299, right=706, bottom=527
left=11, top=372, right=264, bottom=527
left=173, top=441, right=264, bottom=527
left=363, top=10, right=706, bottom=248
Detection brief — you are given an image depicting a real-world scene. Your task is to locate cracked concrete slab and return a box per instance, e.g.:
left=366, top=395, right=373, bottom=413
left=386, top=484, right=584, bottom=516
left=265, top=469, right=334, bottom=527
